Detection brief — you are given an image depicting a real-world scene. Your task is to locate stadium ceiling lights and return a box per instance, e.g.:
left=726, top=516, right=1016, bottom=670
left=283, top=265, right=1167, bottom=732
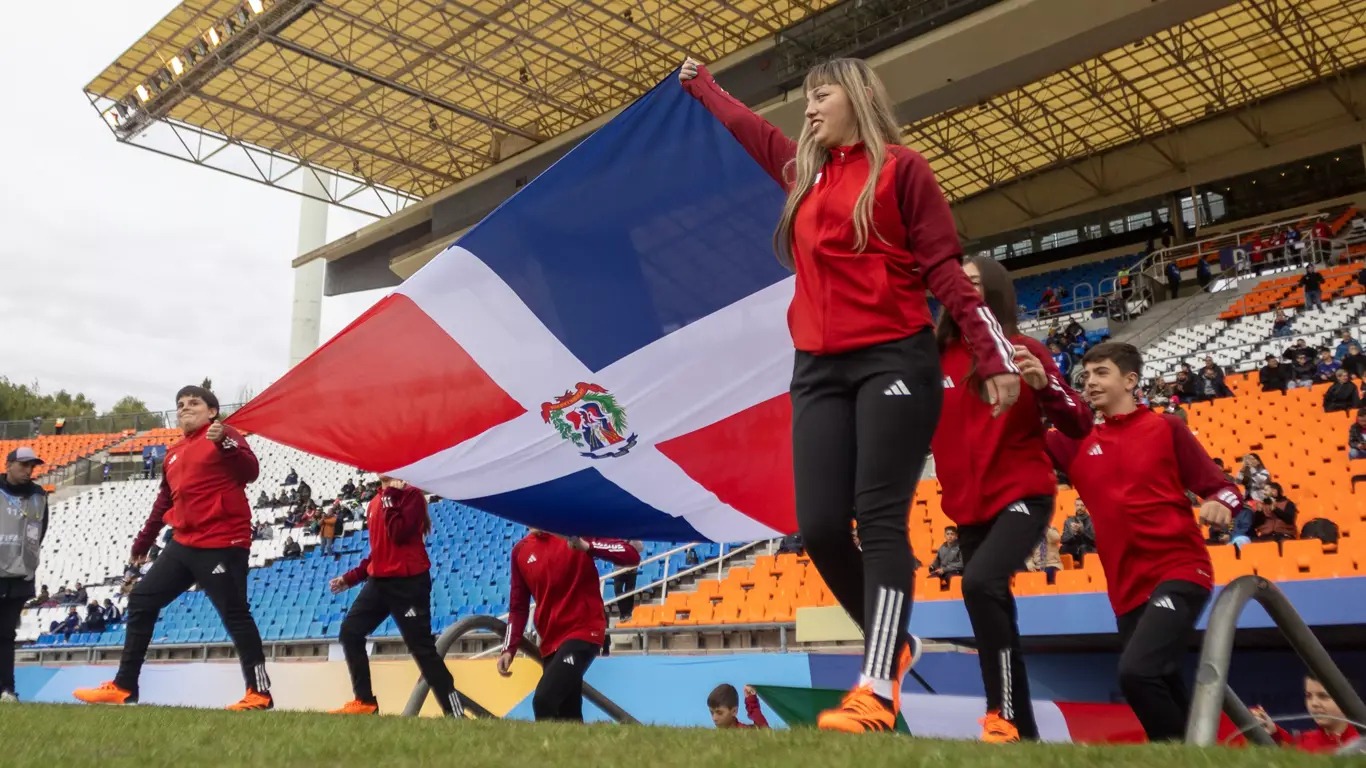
left=100, top=0, right=295, bottom=138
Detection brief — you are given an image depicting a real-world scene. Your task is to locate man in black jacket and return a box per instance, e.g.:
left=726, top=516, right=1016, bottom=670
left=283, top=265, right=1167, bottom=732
left=1, top=447, right=49, bottom=702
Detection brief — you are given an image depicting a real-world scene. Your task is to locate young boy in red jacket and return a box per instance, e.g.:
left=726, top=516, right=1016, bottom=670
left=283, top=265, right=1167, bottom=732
left=709, top=683, right=770, bottom=728
left=74, top=386, right=273, bottom=711
left=1019, top=342, right=1239, bottom=742
left=1252, top=675, right=1361, bottom=752
left=497, top=530, right=640, bottom=721
left=327, top=477, right=462, bottom=718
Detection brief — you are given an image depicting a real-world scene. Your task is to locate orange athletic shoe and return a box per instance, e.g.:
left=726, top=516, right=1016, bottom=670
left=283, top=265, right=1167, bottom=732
left=330, top=699, right=379, bottom=715
left=817, top=685, right=896, bottom=733
left=980, top=711, right=1020, bottom=743
left=226, top=687, right=274, bottom=711
left=73, top=681, right=136, bottom=705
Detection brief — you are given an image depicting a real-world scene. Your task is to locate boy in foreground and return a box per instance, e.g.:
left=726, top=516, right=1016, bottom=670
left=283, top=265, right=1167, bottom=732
left=1016, top=342, right=1239, bottom=741
left=709, top=684, right=770, bottom=729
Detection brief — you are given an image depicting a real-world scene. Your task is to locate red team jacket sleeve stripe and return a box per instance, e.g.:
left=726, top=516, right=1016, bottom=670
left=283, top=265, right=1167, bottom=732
left=585, top=538, right=642, bottom=567
left=217, top=426, right=260, bottom=485
left=503, top=544, right=531, bottom=656
left=1023, top=337, right=1094, bottom=439
left=1164, top=414, right=1242, bottom=512
left=681, top=65, right=797, bottom=186
left=893, top=146, right=1018, bottom=379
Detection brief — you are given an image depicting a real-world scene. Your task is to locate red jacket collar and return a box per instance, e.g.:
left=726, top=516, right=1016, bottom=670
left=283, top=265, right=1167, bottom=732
left=1101, top=404, right=1149, bottom=426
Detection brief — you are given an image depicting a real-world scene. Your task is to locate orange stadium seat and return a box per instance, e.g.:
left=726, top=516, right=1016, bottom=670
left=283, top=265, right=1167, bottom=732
left=0, top=433, right=122, bottom=478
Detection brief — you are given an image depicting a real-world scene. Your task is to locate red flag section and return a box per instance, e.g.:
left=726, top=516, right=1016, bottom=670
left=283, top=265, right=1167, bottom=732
left=228, top=294, right=525, bottom=472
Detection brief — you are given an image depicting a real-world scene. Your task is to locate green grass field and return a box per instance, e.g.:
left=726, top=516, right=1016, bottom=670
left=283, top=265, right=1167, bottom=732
left=0, top=704, right=1336, bottom=768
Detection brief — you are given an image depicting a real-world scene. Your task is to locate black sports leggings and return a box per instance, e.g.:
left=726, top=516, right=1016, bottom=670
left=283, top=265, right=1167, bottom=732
left=956, top=496, right=1053, bottom=739
left=791, top=331, right=942, bottom=686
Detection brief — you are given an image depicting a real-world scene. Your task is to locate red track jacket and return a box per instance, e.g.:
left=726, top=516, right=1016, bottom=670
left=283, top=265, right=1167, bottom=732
left=342, top=485, right=431, bottom=585
left=682, top=65, right=1016, bottom=377
left=132, top=423, right=259, bottom=556
left=932, top=336, right=1092, bottom=525
left=1045, top=407, right=1241, bottom=615
left=503, top=533, right=640, bottom=658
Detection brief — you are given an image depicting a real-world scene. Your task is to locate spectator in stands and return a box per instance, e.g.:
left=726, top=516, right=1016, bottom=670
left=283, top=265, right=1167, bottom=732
left=1316, top=349, right=1341, bottom=383
left=1048, top=341, right=1072, bottom=378
left=1323, top=369, right=1361, bottom=413
left=1191, top=368, right=1232, bottom=403
left=328, top=476, right=464, bottom=718
left=1334, top=330, right=1359, bottom=361
left=498, top=531, right=640, bottom=721
left=80, top=601, right=106, bottom=634
left=1288, top=352, right=1317, bottom=389
left=25, top=585, right=49, bottom=609
left=1201, top=356, right=1226, bottom=382
left=1026, top=527, right=1062, bottom=585
left=1251, top=674, right=1361, bottom=753
left=1271, top=310, right=1293, bottom=339
left=74, top=385, right=273, bottom=712
left=319, top=507, right=339, bottom=555
left=283, top=467, right=298, bottom=485
left=1260, top=355, right=1290, bottom=393
left=54, top=607, right=80, bottom=637
left=1173, top=370, right=1199, bottom=401
left=1252, top=483, right=1298, bottom=542
left=102, top=599, right=121, bottom=624
left=1165, top=261, right=1181, bottom=300
left=708, top=684, right=770, bottom=728
left=1239, top=453, right=1272, bottom=502
left=1060, top=500, right=1096, bottom=564
left=1343, top=344, right=1366, bottom=380
left=1147, top=376, right=1173, bottom=408
left=1196, top=256, right=1212, bottom=290
left=776, top=533, right=804, bottom=555
left=612, top=541, right=644, bottom=623
left=1283, top=338, right=1319, bottom=363
left=283, top=536, right=301, bottom=558
left=255, top=491, right=269, bottom=508
left=1300, top=264, right=1325, bottom=312
left=69, top=583, right=87, bottom=606
left=1166, top=396, right=1189, bottom=424
left=1349, top=409, right=1366, bottom=460
left=0, top=446, right=50, bottom=703
left=340, top=478, right=356, bottom=499
left=926, top=527, right=963, bottom=586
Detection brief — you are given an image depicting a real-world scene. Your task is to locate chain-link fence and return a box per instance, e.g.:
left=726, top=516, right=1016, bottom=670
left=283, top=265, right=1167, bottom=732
left=0, top=403, right=244, bottom=440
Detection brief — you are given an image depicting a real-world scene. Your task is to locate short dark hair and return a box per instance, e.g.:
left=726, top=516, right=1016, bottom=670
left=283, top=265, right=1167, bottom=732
left=175, top=385, right=220, bottom=415
left=707, top=683, right=738, bottom=709
left=945, top=525, right=958, bottom=535
left=1081, top=341, right=1143, bottom=377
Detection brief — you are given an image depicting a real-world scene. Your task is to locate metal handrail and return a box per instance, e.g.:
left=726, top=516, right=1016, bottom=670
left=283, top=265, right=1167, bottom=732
left=1185, top=575, right=1366, bottom=746
left=402, top=614, right=638, bottom=723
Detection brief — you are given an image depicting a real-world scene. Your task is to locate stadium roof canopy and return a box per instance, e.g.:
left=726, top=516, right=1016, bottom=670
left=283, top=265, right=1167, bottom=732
left=906, top=0, right=1366, bottom=206
left=84, top=0, right=843, bottom=217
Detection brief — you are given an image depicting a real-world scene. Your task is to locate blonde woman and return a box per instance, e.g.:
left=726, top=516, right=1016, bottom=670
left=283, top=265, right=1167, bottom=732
left=680, top=57, right=1020, bottom=733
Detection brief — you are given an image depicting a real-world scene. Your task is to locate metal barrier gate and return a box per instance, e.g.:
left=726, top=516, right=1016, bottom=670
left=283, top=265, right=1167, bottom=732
left=1185, top=575, right=1366, bottom=748
left=402, top=614, right=639, bottom=723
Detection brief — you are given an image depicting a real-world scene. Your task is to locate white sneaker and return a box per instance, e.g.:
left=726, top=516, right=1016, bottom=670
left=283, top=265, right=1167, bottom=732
left=0, top=691, right=19, bottom=703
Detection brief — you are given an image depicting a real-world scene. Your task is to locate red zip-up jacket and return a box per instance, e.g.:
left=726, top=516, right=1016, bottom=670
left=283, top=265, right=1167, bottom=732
left=341, top=485, right=430, bottom=585
left=682, top=66, right=1016, bottom=377
left=932, top=336, right=1092, bottom=525
left=131, top=423, right=259, bottom=556
left=1044, top=407, right=1241, bottom=615
left=727, top=692, right=771, bottom=729
left=1273, top=723, right=1360, bottom=752
left=503, top=533, right=641, bottom=658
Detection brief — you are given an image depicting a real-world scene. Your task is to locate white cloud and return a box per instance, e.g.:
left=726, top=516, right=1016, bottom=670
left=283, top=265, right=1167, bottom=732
left=0, top=1, right=386, bottom=412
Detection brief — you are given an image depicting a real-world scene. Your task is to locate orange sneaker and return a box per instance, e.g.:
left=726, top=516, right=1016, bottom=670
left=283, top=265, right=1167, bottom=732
left=980, top=710, right=1020, bottom=743
left=73, top=681, right=136, bottom=705
left=817, top=685, right=896, bottom=733
left=226, top=688, right=274, bottom=711
left=329, top=699, right=379, bottom=715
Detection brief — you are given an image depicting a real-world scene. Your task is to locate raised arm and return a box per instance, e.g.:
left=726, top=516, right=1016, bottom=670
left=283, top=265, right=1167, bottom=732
left=893, top=146, right=1018, bottom=381
left=217, top=425, right=260, bottom=485
left=680, top=61, right=797, bottom=186
left=584, top=538, right=642, bottom=568
left=1020, top=338, right=1094, bottom=438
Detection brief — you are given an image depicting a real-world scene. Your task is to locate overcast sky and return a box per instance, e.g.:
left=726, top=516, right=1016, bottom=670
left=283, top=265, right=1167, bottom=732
left=1, top=1, right=386, bottom=413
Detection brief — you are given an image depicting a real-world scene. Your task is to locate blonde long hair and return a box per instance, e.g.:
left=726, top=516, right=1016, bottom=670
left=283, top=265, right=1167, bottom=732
left=774, top=58, right=904, bottom=270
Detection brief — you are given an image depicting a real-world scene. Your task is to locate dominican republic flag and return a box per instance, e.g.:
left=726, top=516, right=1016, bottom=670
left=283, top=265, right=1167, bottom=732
left=229, top=73, right=800, bottom=543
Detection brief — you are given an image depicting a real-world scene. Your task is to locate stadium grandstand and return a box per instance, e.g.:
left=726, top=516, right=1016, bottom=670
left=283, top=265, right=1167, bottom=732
left=8, top=0, right=1364, bottom=753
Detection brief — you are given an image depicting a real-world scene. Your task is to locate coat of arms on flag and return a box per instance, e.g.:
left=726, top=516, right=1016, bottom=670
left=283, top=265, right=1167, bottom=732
left=541, top=383, right=637, bottom=459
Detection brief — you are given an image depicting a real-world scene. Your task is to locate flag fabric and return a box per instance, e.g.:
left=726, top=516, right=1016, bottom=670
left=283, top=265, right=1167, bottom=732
left=229, top=73, right=802, bottom=543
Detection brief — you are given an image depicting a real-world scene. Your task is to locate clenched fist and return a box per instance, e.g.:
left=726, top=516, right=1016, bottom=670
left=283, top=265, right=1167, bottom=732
left=206, top=422, right=225, bottom=443
left=679, top=57, right=700, bottom=83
